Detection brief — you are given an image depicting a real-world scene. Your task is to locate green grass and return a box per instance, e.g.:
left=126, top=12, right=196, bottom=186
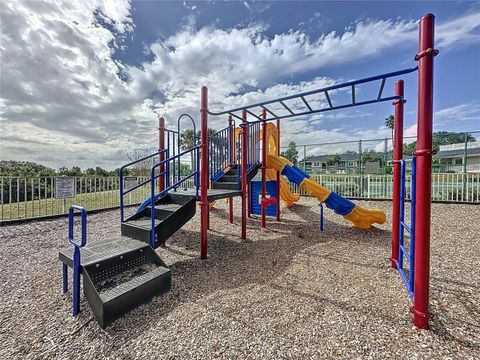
left=1, top=188, right=150, bottom=221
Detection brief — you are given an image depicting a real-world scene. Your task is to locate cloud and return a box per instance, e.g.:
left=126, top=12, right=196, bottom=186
left=1, top=3, right=479, bottom=169
left=434, top=101, right=480, bottom=126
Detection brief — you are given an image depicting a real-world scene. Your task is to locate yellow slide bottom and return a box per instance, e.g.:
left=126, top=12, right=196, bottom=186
left=343, top=206, right=386, bottom=230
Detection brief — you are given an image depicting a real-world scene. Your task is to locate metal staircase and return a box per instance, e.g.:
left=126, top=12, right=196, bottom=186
left=121, top=192, right=196, bottom=247
left=58, top=113, right=261, bottom=328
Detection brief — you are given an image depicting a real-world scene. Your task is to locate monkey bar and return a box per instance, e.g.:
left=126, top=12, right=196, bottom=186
left=208, top=67, right=418, bottom=122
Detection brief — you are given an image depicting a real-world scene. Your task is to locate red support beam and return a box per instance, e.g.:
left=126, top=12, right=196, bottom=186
left=391, top=80, right=405, bottom=269
left=276, top=118, right=281, bottom=221
left=241, top=111, right=248, bottom=240
left=229, top=197, right=233, bottom=224
left=261, top=109, right=267, bottom=228
left=158, top=117, right=165, bottom=193
left=228, top=115, right=234, bottom=224
left=412, top=13, right=437, bottom=330
left=200, top=87, right=209, bottom=259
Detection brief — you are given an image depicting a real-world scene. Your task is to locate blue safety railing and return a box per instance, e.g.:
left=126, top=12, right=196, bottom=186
left=62, top=205, right=87, bottom=316
left=119, top=150, right=167, bottom=223
left=397, top=157, right=416, bottom=299
left=210, top=125, right=234, bottom=181
left=208, top=66, right=418, bottom=122
left=247, top=121, right=261, bottom=171
left=177, top=114, right=199, bottom=188
left=149, top=146, right=200, bottom=247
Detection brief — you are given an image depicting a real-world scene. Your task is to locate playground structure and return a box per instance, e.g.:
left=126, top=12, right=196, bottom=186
left=59, top=14, right=437, bottom=330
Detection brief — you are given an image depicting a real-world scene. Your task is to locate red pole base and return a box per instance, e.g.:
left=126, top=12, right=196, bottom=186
left=411, top=307, right=429, bottom=330
left=229, top=197, right=233, bottom=224
left=391, top=258, right=398, bottom=269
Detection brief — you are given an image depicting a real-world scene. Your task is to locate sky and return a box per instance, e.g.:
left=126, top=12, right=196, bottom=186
left=1, top=0, right=479, bottom=170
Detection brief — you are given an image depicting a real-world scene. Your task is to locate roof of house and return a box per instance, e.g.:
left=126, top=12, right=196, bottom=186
left=436, top=147, right=480, bottom=158
left=300, top=153, right=360, bottom=163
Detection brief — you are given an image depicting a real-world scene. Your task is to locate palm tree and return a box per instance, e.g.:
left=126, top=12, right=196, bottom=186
left=385, top=115, right=395, bottom=146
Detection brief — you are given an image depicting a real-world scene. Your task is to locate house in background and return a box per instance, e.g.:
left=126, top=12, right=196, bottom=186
left=299, top=153, right=371, bottom=174
left=436, top=141, right=480, bottom=173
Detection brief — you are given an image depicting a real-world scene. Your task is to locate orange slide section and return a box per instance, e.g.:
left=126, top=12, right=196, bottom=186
left=263, top=123, right=301, bottom=207
left=266, top=169, right=300, bottom=207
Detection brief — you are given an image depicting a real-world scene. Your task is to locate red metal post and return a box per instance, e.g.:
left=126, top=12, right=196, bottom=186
left=158, top=117, right=165, bottom=193
left=412, top=13, right=436, bottom=330
left=261, top=109, right=267, bottom=228
left=276, top=118, right=280, bottom=221
left=200, top=87, right=209, bottom=259
left=228, top=115, right=234, bottom=224
left=241, top=111, right=248, bottom=240
left=391, top=80, right=405, bottom=269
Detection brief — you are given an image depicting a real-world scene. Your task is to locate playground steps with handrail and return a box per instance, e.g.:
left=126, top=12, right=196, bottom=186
left=121, top=193, right=196, bottom=247
left=211, top=164, right=260, bottom=190
left=59, top=236, right=171, bottom=328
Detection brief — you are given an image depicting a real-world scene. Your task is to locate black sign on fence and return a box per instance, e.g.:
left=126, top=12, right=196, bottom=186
left=124, top=176, right=138, bottom=191
left=55, top=177, right=76, bottom=199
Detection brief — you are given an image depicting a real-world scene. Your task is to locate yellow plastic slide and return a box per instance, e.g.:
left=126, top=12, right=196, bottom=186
left=266, top=154, right=386, bottom=229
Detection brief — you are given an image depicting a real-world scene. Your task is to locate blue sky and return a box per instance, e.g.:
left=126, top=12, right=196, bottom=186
left=1, top=0, right=479, bottom=169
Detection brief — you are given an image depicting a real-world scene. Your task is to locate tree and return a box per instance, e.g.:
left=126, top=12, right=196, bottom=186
left=325, top=154, right=341, bottom=166
left=361, top=150, right=382, bottom=163
left=95, top=166, right=109, bottom=177
left=403, top=131, right=475, bottom=156
left=84, top=168, right=96, bottom=176
left=0, top=160, right=57, bottom=177
left=126, top=149, right=153, bottom=177
left=58, top=166, right=82, bottom=176
left=281, top=142, right=299, bottom=165
left=385, top=115, right=395, bottom=143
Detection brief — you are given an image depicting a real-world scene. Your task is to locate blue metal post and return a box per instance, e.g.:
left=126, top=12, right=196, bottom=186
left=68, top=205, right=87, bottom=317
left=398, top=160, right=406, bottom=270
left=150, top=165, right=156, bottom=248
left=410, top=157, right=417, bottom=295
left=119, top=168, right=124, bottom=222
left=62, top=264, right=68, bottom=293
left=319, top=203, right=324, bottom=231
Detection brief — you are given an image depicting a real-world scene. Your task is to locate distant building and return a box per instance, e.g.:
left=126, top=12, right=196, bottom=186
left=299, top=153, right=363, bottom=174
left=436, top=141, right=480, bottom=173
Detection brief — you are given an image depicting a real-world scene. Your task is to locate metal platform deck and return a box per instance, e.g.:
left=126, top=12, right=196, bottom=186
left=58, top=236, right=147, bottom=269
left=175, top=188, right=243, bottom=201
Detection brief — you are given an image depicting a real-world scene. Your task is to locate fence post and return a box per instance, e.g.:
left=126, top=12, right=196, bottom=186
left=358, top=140, right=363, bottom=196
left=303, top=145, right=307, bottom=171
left=463, top=132, right=468, bottom=199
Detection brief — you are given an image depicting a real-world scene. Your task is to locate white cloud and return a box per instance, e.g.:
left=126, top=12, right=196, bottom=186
left=1, top=3, right=479, bottom=169
left=434, top=101, right=480, bottom=126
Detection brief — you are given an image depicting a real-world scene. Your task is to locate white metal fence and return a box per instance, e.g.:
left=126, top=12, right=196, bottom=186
left=1, top=173, right=479, bottom=222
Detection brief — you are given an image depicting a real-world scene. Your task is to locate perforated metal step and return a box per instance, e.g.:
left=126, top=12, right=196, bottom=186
left=59, top=237, right=171, bottom=329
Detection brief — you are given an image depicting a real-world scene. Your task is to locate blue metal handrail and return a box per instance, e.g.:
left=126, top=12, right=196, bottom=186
left=247, top=121, right=261, bottom=172
left=119, top=150, right=167, bottom=222
left=208, top=66, right=418, bottom=121
left=210, top=125, right=233, bottom=181
left=149, top=145, right=200, bottom=247
left=65, top=205, right=87, bottom=316
left=177, top=114, right=198, bottom=189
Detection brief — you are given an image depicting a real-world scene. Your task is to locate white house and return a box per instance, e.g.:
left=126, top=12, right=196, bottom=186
left=436, top=141, right=480, bottom=173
